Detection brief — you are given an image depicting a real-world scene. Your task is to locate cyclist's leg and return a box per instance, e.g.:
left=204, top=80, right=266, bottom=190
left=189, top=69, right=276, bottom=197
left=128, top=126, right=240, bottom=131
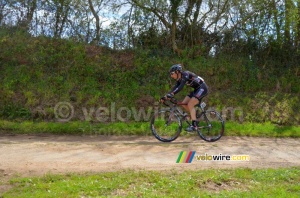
left=185, top=97, right=200, bottom=132
left=181, top=95, right=191, bottom=113
left=187, top=97, right=200, bottom=121
left=189, top=83, right=208, bottom=128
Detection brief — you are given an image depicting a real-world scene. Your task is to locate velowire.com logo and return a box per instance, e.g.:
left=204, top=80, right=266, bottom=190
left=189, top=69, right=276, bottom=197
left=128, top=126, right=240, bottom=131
left=176, top=151, right=250, bottom=163
left=176, top=151, right=196, bottom=163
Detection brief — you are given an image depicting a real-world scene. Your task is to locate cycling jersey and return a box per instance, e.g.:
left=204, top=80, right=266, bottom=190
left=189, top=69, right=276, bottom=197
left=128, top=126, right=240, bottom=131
left=170, top=71, right=205, bottom=95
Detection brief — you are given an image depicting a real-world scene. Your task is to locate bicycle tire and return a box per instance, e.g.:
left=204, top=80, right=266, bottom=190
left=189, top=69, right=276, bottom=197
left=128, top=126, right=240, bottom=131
left=197, top=110, right=224, bottom=142
left=150, top=109, right=182, bottom=142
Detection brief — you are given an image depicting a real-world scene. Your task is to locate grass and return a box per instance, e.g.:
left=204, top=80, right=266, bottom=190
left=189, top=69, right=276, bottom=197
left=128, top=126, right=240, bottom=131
left=1, top=167, right=300, bottom=197
left=225, top=122, right=300, bottom=138
left=0, top=120, right=300, bottom=138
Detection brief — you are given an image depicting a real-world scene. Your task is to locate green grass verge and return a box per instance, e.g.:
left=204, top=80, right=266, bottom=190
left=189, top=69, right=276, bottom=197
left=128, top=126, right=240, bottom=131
left=2, top=167, right=300, bottom=197
left=225, top=122, right=300, bottom=138
left=0, top=120, right=299, bottom=138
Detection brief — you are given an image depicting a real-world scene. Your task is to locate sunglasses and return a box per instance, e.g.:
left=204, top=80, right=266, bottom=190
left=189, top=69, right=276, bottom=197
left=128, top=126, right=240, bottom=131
left=170, top=72, right=175, bottom=75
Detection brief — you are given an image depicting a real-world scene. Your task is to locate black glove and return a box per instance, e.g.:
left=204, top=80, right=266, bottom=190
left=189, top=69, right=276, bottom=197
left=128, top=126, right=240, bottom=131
left=166, top=93, right=174, bottom=98
left=160, top=96, right=166, bottom=101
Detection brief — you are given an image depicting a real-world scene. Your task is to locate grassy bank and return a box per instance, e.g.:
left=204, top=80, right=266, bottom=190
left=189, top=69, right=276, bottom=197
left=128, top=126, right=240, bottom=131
left=0, top=120, right=299, bottom=138
left=0, top=30, right=299, bottom=126
left=2, top=167, right=300, bottom=197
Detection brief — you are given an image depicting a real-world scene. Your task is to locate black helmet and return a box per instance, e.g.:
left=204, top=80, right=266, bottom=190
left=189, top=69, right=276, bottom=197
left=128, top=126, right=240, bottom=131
left=169, top=64, right=182, bottom=73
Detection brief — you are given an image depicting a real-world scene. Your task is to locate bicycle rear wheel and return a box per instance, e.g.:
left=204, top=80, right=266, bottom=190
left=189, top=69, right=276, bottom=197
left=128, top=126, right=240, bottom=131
left=150, top=109, right=182, bottom=142
left=197, top=110, right=224, bottom=142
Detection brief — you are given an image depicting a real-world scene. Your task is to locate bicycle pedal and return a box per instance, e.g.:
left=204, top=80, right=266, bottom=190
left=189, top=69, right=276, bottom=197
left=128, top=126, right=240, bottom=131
left=185, top=125, right=197, bottom=133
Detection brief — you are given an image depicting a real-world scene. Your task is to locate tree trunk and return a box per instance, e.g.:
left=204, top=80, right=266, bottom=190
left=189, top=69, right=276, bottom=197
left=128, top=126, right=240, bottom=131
left=88, top=0, right=101, bottom=44
left=170, top=0, right=182, bottom=55
left=296, top=1, right=300, bottom=47
left=54, top=0, right=63, bottom=38
left=284, top=0, right=291, bottom=44
left=171, top=21, right=180, bottom=54
left=26, top=0, right=37, bottom=24
left=271, top=0, right=281, bottom=42
left=0, top=2, right=7, bottom=25
left=53, top=0, right=71, bottom=38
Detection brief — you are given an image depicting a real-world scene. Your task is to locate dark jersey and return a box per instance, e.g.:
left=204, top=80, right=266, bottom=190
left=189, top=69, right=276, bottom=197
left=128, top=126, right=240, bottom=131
left=170, top=71, right=204, bottom=95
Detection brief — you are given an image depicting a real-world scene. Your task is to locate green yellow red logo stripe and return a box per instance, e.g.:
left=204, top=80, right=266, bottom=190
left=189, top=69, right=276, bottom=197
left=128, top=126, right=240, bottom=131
left=176, top=151, right=196, bottom=163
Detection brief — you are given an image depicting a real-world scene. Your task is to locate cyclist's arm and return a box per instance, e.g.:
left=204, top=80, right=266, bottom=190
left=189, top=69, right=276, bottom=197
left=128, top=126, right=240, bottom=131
left=170, top=78, right=186, bottom=95
left=169, top=81, right=180, bottom=94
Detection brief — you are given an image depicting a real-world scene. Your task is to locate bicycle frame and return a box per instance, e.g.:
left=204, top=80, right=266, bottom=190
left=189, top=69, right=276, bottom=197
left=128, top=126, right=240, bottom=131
left=161, top=98, right=206, bottom=127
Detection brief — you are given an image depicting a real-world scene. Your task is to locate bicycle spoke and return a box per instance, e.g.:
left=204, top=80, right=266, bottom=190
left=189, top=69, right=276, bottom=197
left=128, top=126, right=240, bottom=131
left=197, top=110, right=224, bottom=142
left=150, top=110, right=182, bottom=142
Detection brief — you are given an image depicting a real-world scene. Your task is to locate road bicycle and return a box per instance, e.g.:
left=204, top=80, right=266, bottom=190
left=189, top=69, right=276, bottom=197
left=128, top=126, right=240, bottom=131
left=150, top=97, right=224, bottom=142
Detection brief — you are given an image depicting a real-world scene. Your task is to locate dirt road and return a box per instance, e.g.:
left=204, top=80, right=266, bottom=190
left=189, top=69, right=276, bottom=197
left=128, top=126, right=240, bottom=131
left=0, top=134, right=299, bottom=178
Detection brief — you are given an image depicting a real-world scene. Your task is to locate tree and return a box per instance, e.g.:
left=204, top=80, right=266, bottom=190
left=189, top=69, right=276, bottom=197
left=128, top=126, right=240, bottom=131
left=129, top=0, right=181, bottom=54
left=0, top=0, right=8, bottom=25
left=51, top=0, right=71, bottom=38
left=1, top=0, right=299, bottom=60
left=297, top=0, right=300, bottom=46
left=87, top=0, right=107, bottom=44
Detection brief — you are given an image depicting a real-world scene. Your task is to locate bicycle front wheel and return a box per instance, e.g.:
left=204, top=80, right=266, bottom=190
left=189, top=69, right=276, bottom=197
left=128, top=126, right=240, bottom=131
left=197, top=110, right=224, bottom=142
left=150, top=110, right=182, bottom=142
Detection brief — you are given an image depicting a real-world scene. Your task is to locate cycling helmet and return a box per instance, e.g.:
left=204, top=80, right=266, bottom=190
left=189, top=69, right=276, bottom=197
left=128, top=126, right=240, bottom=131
left=169, top=64, right=182, bottom=73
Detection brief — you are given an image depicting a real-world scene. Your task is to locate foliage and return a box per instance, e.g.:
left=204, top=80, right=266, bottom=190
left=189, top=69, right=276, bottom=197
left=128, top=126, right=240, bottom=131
left=0, top=29, right=299, bottom=126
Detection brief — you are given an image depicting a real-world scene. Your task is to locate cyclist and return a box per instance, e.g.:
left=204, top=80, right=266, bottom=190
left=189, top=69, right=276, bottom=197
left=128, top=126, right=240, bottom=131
left=160, top=64, right=208, bottom=132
